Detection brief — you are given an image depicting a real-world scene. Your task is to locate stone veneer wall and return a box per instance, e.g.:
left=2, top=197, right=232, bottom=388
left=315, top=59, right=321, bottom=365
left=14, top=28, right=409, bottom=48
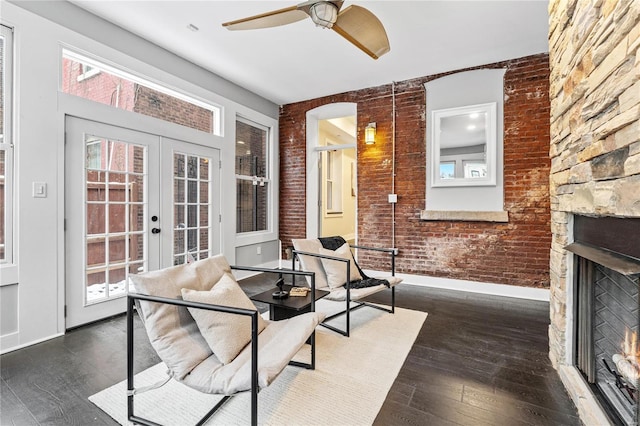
left=548, top=0, right=640, bottom=423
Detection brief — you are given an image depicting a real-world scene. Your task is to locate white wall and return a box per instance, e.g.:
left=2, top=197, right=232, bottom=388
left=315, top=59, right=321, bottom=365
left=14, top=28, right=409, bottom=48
left=0, top=0, right=279, bottom=353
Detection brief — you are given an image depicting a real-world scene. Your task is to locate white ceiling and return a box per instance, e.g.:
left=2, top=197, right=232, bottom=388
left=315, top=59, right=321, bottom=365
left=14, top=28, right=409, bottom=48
left=71, top=0, right=550, bottom=106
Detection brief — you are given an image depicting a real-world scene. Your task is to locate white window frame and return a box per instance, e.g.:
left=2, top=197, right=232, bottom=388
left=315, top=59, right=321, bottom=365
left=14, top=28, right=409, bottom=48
left=77, top=63, right=100, bottom=81
left=235, top=116, right=273, bottom=236
left=1, top=23, right=16, bottom=285
left=324, top=145, right=343, bottom=215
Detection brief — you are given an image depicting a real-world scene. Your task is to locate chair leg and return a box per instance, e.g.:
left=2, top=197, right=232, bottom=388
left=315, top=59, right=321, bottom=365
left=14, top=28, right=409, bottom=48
left=391, top=286, right=395, bottom=313
left=345, top=297, right=350, bottom=337
left=319, top=302, right=368, bottom=336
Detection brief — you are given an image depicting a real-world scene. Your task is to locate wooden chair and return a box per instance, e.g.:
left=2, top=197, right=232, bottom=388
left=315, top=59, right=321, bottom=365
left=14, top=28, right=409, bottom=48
left=127, top=254, right=323, bottom=426
left=291, top=236, right=401, bottom=337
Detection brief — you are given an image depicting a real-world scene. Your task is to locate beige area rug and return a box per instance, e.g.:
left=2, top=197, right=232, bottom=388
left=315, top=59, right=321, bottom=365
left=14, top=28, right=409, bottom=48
left=89, top=300, right=427, bottom=425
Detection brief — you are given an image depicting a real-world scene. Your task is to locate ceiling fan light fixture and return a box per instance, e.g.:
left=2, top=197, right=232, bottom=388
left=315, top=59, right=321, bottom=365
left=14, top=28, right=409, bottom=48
left=310, top=2, right=338, bottom=29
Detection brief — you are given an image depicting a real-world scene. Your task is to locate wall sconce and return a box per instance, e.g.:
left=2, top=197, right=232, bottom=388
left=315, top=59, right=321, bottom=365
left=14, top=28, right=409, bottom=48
left=365, top=122, right=377, bottom=145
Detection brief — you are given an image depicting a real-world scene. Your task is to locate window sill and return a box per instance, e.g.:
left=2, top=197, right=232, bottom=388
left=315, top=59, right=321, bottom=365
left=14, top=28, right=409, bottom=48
left=420, top=210, right=509, bottom=222
left=0, top=264, right=19, bottom=286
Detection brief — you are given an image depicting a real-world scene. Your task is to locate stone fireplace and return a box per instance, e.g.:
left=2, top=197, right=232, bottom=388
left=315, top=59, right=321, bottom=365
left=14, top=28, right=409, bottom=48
left=548, top=1, right=640, bottom=425
left=568, top=216, right=640, bottom=424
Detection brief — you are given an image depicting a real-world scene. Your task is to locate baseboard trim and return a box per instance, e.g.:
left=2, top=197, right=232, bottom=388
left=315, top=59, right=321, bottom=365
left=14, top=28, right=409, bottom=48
left=364, top=269, right=550, bottom=301
left=243, top=261, right=551, bottom=301
left=0, top=332, right=65, bottom=355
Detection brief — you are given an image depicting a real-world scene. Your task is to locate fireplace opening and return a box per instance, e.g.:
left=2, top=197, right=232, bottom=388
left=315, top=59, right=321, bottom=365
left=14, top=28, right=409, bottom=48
left=568, top=216, right=640, bottom=425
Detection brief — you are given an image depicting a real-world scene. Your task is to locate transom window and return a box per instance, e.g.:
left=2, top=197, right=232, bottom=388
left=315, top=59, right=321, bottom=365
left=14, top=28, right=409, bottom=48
left=61, top=49, right=222, bottom=136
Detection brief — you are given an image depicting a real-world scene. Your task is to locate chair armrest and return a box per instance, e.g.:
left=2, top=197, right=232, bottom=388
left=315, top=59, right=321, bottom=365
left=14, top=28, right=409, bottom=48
left=350, top=244, right=398, bottom=255
left=349, top=245, right=398, bottom=276
left=129, top=292, right=259, bottom=318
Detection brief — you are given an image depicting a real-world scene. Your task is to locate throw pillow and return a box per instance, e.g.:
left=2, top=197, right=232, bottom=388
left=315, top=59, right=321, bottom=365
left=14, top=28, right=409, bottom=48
left=181, top=273, right=266, bottom=364
left=129, top=254, right=232, bottom=379
left=318, top=242, right=363, bottom=289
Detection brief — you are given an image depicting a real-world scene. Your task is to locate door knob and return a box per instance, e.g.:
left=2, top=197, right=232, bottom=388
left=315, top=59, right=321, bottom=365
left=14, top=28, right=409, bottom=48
left=151, top=228, right=161, bottom=234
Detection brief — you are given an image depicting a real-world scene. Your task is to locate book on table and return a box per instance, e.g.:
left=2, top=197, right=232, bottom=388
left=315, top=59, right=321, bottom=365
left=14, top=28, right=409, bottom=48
left=289, top=287, right=310, bottom=297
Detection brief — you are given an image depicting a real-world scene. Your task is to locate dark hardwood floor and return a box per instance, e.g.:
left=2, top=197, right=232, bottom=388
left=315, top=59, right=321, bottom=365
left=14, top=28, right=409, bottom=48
left=1, top=275, right=580, bottom=425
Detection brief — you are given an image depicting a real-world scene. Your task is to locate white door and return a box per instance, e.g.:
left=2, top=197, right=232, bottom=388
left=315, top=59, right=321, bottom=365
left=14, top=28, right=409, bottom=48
left=161, top=137, right=221, bottom=267
left=65, top=117, right=220, bottom=328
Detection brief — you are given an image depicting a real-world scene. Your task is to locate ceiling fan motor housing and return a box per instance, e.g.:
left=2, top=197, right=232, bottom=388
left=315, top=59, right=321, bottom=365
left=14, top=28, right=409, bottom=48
left=310, top=1, right=338, bottom=28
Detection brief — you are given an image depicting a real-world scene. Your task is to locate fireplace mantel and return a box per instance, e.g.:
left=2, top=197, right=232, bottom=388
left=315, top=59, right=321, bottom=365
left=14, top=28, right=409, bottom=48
left=565, top=242, right=640, bottom=276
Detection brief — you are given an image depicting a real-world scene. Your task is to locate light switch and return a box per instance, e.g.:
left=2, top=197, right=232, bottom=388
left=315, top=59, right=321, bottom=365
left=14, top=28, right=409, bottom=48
left=33, top=182, right=47, bottom=198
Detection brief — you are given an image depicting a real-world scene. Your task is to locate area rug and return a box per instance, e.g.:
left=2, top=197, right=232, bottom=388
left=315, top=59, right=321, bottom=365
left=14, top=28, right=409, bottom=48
left=89, top=301, right=427, bottom=425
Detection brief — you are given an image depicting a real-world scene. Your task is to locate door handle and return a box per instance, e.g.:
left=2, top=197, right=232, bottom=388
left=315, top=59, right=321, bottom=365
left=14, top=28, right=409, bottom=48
left=151, top=228, right=161, bottom=234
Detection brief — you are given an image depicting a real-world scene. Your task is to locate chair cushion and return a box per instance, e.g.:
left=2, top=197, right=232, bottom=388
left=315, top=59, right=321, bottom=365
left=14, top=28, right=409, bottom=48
left=318, top=243, right=363, bottom=289
left=129, top=254, right=232, bottom=380
left=181, top=273, right=266, bottom=365
left=291, top=238, right=328, bottom=289
left=179, top=311, right=326, bottom=395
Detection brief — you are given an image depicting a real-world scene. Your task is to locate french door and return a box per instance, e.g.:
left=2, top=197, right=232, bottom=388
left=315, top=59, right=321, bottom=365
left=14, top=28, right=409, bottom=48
left=65, top=117, right=220, bottom=328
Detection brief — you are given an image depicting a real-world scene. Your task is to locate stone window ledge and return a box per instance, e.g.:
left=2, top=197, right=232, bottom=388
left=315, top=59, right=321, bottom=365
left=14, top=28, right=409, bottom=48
left=420, top=210, right=509, bottom=222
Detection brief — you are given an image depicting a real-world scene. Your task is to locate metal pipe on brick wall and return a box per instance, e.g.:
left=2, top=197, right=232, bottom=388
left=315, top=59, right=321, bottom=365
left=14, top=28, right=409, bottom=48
left=391, top=81, right=396, bottom=250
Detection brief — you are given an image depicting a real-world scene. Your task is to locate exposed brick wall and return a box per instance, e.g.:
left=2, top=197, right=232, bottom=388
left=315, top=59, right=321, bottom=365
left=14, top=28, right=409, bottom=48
left=280, top=54, right=551, bottom=289
left=133, top=86, right=212, bottom=133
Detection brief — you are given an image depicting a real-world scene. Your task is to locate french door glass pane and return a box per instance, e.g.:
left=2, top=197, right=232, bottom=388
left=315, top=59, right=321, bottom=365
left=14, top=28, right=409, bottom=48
left=173, top=153, right=212, bottom=265
left=85, top=136, right=147, bottom=303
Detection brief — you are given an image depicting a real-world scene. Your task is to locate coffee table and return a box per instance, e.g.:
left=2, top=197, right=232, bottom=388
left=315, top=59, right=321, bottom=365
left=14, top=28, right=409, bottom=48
left=250, top=284, right=329, bottom=370
left=250, top=285, right=329, bottom=321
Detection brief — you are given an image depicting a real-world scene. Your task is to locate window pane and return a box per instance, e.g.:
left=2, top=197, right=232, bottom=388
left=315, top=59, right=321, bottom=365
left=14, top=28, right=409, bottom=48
left=0, top=150, right=5, bottom=261
left=235, top=120, right=267, bottom=177
left=62, top=52, right=220, bottom=135
left=173, top=152, right=212, bottom=264
left=1, top=25, right=13, bottom=266
left=84, top=136, right=147, bottom=303
left=0, top=32, right=5, bottom=141
left=235, top=118, right=270, bottom=235
left=236, top=180, right=268, bottom=233
left=439, top=161, right=455, bottom=179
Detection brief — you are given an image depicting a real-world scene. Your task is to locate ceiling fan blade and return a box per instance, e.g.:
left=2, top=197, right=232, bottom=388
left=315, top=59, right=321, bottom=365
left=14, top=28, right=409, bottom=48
left=222, top=6, right=308, bottom=31
left=332, top=5, right=390, bottom=60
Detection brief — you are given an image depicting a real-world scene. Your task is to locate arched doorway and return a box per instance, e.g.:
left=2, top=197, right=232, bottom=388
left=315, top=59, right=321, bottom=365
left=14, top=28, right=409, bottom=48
left=305, top=103, right=357, bottom=241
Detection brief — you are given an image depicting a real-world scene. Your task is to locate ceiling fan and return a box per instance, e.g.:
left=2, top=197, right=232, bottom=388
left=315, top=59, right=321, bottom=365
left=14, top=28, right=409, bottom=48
left=222, top=0, right=390, bottom=60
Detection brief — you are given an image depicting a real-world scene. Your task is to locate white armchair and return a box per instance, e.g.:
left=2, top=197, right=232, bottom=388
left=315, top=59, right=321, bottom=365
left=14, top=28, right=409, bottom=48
left=127, top=254, right=324, bottom=426
left=291, top=236, right=402, bottom=337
